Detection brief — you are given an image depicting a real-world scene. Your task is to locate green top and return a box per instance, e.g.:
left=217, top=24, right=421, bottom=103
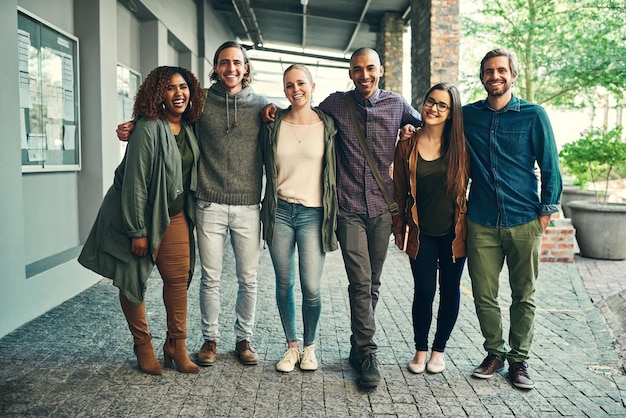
left=169, top=127, right=193, bottom=216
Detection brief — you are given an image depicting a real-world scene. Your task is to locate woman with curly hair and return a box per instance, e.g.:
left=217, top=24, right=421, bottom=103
left=79, top=66, right=205, bottom=375
left=116, top=42, right=269, bottom=366
left=393, top=82, right=469, bottom=375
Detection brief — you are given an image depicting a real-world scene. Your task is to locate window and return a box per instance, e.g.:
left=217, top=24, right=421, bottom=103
left=18, top=8, right=80, bottom=172
left=117, top=64, right=141, bottom=160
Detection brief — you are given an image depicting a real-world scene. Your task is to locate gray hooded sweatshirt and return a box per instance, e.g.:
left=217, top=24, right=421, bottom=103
left=195, top=82, right=268, bottom=205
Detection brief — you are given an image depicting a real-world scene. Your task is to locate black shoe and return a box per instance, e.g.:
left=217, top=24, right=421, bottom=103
left=349, top=346, right=361, bottom=370
left=359, top=353, right=381, bottom=387
left=472, top=354, right=504, bottom=379
left=509, top=362, right=535, bottom=389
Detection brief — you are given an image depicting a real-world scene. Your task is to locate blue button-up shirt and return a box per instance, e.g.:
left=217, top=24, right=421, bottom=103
left=319, top=89, right=421, bottom=217
left=463, top=95, right=562, bottom=228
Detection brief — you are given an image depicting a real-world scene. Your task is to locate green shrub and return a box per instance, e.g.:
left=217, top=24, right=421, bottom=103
left=559, top=125, right=626, bottom=204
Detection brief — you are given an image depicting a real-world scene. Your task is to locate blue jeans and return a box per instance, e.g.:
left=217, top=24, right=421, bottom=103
left=197, top=200, right=260, bottom=343
left=409, top=231, right=466, bottom=353
left=269, top=199, right=325, bottom=346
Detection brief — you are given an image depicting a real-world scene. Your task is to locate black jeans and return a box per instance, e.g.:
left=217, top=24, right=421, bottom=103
left=409, top=231, right=466, bottom=352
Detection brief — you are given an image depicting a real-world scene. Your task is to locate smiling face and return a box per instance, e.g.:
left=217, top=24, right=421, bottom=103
left=349, top=50, right=383, bottom=99
left=480, top=55, right=517, bottom=99
left=421, top=88, right=451, bottom=127
left=283, top=67, right=315, bottom=110
left=163, top=72, right=189, bottom=122
left=214, top=47, right=248, bottom=94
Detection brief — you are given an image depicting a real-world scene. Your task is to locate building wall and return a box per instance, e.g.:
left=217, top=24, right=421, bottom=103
left=0, top=0, right=233, bottom=338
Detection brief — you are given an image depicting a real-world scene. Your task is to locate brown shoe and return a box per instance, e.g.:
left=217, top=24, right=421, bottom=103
left=472, top=354, right=504, bottom=379
left=235, top=340, right=258, bottom=365
left=509, top=362, right=535, bottom=389
left=197, top=340, right=217, bottom=366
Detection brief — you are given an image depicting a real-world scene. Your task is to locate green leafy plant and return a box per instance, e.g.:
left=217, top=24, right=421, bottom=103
left=559, top=125, right=626, bottom=204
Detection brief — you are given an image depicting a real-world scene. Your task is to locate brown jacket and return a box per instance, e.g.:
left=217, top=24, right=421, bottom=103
left=392, top=134, right=468, bottom=261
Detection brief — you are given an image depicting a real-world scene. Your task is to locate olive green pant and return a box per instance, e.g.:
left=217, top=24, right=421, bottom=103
left=467, top=218, right=542, bottom=363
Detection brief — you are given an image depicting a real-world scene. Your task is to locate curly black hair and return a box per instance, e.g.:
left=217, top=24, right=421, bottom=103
left=132, top=66, right=205, bottom=123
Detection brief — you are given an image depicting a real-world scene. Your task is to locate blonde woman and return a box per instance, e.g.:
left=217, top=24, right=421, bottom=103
left=260, top=64, right=338, bottom=372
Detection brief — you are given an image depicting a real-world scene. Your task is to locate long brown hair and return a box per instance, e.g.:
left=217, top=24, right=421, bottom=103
left=422, top=83, right=469, bottom=199
left=132, top=66, right=204, bottom=123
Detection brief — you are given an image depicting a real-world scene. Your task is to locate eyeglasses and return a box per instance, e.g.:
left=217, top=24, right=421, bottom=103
left=423, top=97, right=450, bottom=112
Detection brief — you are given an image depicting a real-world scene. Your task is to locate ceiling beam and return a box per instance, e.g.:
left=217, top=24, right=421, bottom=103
left=242, top=44, right=350, bottom=63
left=345, top=0, right=372, bottom=54
left=231, top=0, right=264, bottom=47
left=235, top=1, right=377, bottom=26
left=301, top=0, right=308, bottom=49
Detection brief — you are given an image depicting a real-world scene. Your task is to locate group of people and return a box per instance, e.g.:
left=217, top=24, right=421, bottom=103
left=78, top=40, right=562, bottom=392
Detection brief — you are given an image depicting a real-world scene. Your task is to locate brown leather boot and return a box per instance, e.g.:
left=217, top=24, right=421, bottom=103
left=162, top=278, right=200, bottom=373
left=163, top=332, right=200, bottom=373
left=119, top=292, right=162, bottom=375
left=157, top=213, right=200, bottom=373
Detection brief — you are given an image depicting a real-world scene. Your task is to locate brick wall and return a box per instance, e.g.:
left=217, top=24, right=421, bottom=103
left=410, top=0, right=460, bottom=107
left=541, top=217, right=576, bottom=263
left=379, top=12, right=404, bottom=94
left=430, top=0, right=460, bottom=85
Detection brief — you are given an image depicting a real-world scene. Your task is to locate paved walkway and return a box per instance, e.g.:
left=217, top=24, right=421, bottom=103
left=1, top=241, right=625, bottom=417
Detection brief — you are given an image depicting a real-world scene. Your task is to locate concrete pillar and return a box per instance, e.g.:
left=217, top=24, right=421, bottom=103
left=75, top=0, right=120, bottom=241
left=378, top=12, right=404, bottom=94
left=140, top=20, right=169, bottom=78
left=0, top=0, right=28, bottom=337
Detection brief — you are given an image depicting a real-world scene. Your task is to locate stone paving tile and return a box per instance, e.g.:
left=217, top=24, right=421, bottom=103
left=1, top=241, right=625, bottom=417
left=574, top=255, right=626, bottom=375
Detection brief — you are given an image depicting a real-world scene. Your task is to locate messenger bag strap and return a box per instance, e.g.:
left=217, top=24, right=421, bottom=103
left=345, top=92, right=399, bottom=214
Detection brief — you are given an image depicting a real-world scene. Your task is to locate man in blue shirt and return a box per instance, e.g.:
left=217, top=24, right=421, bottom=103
left=464, top=48, right=562, bottom=390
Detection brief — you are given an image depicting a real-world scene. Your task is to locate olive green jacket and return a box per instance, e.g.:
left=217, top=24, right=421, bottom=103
left=78, top=118, right=200, bottom=305
left=259, top=107, right=338, bottom=253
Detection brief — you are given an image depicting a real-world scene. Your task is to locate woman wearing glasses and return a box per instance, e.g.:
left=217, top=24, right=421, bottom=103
left=393, top=83, right=469, bottom=374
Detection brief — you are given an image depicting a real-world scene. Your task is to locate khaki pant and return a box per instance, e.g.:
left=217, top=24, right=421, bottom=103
left=467, top=218, right=543, bottom=363
left=336, top=209, right=392, bottom=358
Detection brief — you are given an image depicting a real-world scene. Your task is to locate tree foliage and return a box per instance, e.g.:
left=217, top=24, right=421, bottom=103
left=461, top=0, right=626, bottom=107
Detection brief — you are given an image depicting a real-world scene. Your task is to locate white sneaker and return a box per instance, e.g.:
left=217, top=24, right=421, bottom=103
left=276, top=347, right=300, bottom=372
left=300, top=345, right=318, bottom=371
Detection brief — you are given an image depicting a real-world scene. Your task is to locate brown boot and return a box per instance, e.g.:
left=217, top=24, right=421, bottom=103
left=163, top=332, right=201, bottom=373
left=162, top=274, right=200, bottom=373
left=157, top=213, right=200, bottom=373
left=119, top=292, right=162, bottom=375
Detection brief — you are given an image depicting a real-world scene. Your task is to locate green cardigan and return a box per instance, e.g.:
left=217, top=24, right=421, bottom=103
left=259, top=107, right=338, bottom=253
left=79, top=118, right=200, bottom=305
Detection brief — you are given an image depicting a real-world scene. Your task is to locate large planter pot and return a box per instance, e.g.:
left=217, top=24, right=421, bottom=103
left=568, top=201, right=626, bottom=260
left=560, top=186, right=600, bottom=218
